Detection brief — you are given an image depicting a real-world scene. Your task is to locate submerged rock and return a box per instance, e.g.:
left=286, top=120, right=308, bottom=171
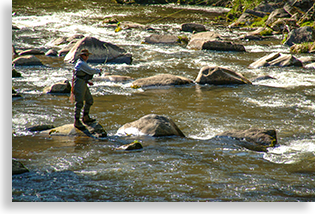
left=131, top=74, right=193, bottom=88
left=12, top=159, right=29, bottom=175
left=27, top=124, right=55, bottom=132
left=117, top=141, right=143, bottom=151
left=117, top=114, right=185, bottom=137
left=40, top=122, right=107, bottom=138
left=64, top=36, right=132, bottom=64
left=216, top=128, right=278, bottom=152
left=195, top=66, right=252, bottom=85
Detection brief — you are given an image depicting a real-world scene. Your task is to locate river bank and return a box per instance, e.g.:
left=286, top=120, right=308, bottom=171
left=12, top=0, right=315, bottom=202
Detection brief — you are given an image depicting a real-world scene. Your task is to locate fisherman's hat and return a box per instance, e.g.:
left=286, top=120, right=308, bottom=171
left=79, top=49, right=92, bottom=56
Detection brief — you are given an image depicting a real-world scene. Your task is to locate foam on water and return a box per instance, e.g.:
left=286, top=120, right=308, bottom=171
left=264, top=139, right=315, bottom=164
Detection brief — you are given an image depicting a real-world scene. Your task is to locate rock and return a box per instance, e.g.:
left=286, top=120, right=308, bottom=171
left=180, top=23, right=206, bottom=33
left=45, top=49, right=58, bottom=57
left=187, top=31, right=245, bottom=52
left=229, top=9, right=267, bottom=27
left=58, top=41, right=77, bottom=56
left=27, top=124, right=55, bottom=132
left=254, top=2, right=281, bottom=13
left=12, top=159, right=29, bottom=175
left=19, top=49, right=45, bottom=56
left=93, top=75, right=134, bottom=82
left=268, top=54, right=303, bottom=67
left=284, top=26, right=315, bottom=46
left=266, top=8, right=291, bottom=26
left=251, top=75, right=276, bottom=82
left=119, top=21, right=148, bottom=30
left=117, top=141, right=143, bottom=151
left=64, top=36, right=132, bottom=64
left=40, top=122, right=107, bottom=138
left=43, top=80, right=71, bottom=94
left=12, top=55, right=43, bottom=66
left=305, top=62, right=315, bottom=69
left=12, top=68, right=22, bottom=77
left=131, top=74, right=193, bottom=88
left=270, top=18, right=299, bottom=33
left=291, top=43, right=315, bottom=53
left=144, top=34, right=179, bottom=44
left=117, top=114, right=185, bottom=137
left=195, top=66, right=252, bottom=85
left=50, top=36, right=68, bottom=46
left=216, top=128, right=278, bottom=152
left=249, top=52, right=302, bottom=68
left=239, top=27, right=266, bottom=40
left=248, top=52, right=281, bottom=68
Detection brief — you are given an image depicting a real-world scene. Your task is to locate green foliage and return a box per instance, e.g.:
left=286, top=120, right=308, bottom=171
left=226, top=0, right=264, bottom=22
left=259, top=27, right=273, bottom=36
left=300, top=21, right=315, bottom=28
left=250, top=15, right=268, bottom=27
left=290, top=42, right=315, bottom=53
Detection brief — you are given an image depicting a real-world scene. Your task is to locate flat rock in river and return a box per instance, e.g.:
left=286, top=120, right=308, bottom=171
left=216, top=128, right=278, bottom=152
left=131, top=74, right=193, bottom=88
left=144, top=34, right=179, bottom=44
left=40, top=122, right=107, bottom=138
left=187, top=31, right=245, bottom=52
left=117, top=114, right=185, bottom=137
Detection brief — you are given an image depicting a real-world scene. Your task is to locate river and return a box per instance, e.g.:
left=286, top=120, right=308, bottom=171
left=12, top=0, right=315, bottom=202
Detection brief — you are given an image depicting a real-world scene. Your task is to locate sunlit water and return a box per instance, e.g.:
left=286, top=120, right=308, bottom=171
left=12, top=0, right=315, bottom=202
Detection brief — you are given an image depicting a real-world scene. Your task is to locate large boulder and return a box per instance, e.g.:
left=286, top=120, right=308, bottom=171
left=249, top=52, right=302, bottom=68
left=216, top=128, right=278, bottom=152
left=195, top=66, right=252, bottom=85
left=64, top=36, right=132, bottom=64
left=12, top=55, right=43, bottom=66
left=12, top=159, right=29, bottom=175
left=284, top=26, right=315, bottom=47
left=40, top=122, right=107, bottom=138
left=116, top=114, right=185, bottom=137
left=131, top=74, right=193, bottom=88
left=19, top=48, right=45, bottom=56
left=187, top=31, right=245, bottom=52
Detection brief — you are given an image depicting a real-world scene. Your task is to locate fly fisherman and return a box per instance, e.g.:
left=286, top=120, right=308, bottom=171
left=72, top=49, right=102, bottom=130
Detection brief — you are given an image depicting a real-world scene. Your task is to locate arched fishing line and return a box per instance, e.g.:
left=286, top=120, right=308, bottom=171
left=147, top=0, right=209, bottom=25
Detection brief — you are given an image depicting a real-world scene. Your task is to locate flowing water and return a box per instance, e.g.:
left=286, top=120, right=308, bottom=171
left=12, top=0, right=315, bottom=202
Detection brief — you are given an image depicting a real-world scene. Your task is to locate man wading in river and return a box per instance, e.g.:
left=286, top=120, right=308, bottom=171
left=72, top=49, right=102, bottom=130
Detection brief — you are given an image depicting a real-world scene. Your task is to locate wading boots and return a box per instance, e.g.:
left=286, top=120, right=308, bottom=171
left=74, top=119, right=85, bottom=130
left=82, top=114, right=96, bottom=124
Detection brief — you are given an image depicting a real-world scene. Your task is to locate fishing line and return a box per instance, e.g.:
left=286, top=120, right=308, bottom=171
left=147, top=0, right=210, bottom=25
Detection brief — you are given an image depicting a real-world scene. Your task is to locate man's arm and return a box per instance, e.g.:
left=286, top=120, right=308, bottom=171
left=75, top=60, right=101, bottom=75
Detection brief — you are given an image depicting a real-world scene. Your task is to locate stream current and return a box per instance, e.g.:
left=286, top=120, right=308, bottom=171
left=12, top=0, right=315, bottom=202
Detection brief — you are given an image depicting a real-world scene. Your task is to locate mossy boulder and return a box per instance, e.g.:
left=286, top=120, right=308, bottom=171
left=12, top=159, right=29, bottom=175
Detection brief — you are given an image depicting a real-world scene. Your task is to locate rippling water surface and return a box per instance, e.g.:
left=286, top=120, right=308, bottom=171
left=12, top=0, right=315, bottom=202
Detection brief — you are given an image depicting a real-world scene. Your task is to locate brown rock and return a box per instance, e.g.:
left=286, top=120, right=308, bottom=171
left=195, top=66, right=252, bottom=85
left=117, top=114, right=185, bottom=137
